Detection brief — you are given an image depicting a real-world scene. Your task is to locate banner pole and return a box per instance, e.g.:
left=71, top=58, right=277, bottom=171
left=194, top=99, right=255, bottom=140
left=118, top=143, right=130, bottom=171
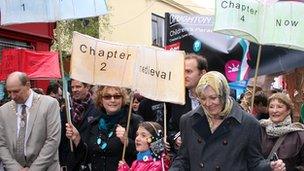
left=121, top=92, right=134, bottom=160
left=56, top=21, right=74, bottom=152
left=250, top=44, right=262, bottom=113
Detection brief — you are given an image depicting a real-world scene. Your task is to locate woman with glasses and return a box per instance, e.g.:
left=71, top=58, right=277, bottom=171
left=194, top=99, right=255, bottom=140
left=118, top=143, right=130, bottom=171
left=66, top=86, right=143, bottom=171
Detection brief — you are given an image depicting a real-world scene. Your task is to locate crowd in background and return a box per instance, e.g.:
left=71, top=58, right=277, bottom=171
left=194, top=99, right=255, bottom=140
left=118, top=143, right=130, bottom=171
left=0, top=54, right=303, bottom=170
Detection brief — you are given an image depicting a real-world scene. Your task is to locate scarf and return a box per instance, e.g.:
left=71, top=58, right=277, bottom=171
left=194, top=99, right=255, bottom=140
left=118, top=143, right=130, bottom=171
left=98, top=108, right=125, bottom=133
left=96, top=108, right=126, bottom=151
left=260, top=115, right=304, bottom=137
left=137, top=150, right=153, bottom=161
left=72, top=93, right=91, bottom=125
left=196, top=71, right=233, bottom=131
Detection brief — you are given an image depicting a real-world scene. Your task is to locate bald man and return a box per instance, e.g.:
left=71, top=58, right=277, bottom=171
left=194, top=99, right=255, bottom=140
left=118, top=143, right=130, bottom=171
left=0, top=72, right=61, bottom=171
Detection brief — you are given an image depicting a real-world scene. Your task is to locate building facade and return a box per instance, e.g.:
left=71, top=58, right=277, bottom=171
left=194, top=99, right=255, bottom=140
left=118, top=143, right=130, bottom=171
left=102, top=0, right=212, bottom=47
left=0, top=23, right=55, bottom=100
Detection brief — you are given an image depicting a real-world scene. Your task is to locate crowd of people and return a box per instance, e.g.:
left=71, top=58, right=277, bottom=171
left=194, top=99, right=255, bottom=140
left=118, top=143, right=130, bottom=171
left=0, top=53, right=303, bottom=171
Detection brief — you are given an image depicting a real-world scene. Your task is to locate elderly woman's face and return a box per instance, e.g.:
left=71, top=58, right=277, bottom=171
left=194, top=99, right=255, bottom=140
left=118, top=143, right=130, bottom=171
left=199, top=86, right=223, bottom=116
left=268, top=99, right=290, bottom=124
left=101, top=88, right=123, bottom=115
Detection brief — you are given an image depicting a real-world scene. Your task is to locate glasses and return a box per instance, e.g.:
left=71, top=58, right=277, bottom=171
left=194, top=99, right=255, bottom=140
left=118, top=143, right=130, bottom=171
left=102, top=94, right=122, bottom=100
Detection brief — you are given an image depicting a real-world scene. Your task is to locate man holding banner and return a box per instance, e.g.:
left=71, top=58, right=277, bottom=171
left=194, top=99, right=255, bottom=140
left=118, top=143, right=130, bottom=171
left=70, top=79, right=96, bottom=132
left=66, top=79, right=97, bottom=170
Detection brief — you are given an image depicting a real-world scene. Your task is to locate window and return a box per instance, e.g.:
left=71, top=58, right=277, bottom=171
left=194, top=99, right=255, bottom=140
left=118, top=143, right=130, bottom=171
left=0, top=37, right=32, bottom=59
left=0, top=37, right=32, bottom=102
left=152, top=14, right=164, bottom=47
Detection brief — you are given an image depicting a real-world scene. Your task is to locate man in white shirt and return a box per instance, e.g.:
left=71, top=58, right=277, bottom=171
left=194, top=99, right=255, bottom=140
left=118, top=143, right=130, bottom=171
left=0, top=71, right=61, bottom=171
left=169, top=53, right=208, bottom=150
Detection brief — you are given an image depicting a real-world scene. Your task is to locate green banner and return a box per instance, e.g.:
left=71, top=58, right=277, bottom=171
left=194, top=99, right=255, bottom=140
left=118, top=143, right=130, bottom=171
left=214, top=0, right=304, bottom=51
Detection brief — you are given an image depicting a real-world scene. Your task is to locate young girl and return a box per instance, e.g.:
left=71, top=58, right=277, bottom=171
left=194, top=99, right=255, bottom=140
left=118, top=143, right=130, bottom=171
left=118, top=121, right=170, bottom=171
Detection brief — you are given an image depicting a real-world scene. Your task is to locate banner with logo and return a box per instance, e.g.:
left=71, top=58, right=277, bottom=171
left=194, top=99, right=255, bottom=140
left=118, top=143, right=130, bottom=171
left=165, top=13, right=247, bottom=81
left=165, top=12, right=304, bottom=81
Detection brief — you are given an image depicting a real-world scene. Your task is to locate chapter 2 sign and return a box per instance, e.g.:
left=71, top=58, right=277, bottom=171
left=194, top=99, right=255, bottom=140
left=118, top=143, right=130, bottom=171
left=71, top=32, right=186, bottom=104
left=71, top=32, right=136, bottom=88
left=78, top=44, right=132, bottom=72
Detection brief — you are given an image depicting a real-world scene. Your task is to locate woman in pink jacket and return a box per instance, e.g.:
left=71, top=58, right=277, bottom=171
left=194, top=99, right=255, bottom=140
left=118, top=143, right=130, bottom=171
left=118, top=121, right=170, bottom=171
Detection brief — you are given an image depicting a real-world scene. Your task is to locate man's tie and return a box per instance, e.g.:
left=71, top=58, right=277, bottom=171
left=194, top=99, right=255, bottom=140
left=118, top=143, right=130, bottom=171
left=16, top=104, right=27, bottom=166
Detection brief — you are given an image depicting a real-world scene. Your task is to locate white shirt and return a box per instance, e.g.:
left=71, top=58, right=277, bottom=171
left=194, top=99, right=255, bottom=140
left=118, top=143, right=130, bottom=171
left=16, top=89, right=34, bottom=155
left=189, top=90, right=200, bottom=110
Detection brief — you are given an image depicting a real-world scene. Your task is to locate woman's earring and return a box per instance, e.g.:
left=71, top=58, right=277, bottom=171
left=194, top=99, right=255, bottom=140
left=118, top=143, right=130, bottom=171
left=147, top=137, right=152, bottom=143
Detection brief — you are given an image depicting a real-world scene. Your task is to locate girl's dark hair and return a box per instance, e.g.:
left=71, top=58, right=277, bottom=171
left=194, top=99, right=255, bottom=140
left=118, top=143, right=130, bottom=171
left=133, top=93, right=144, bottom=102
left=138, top=121, right=163, bottom=138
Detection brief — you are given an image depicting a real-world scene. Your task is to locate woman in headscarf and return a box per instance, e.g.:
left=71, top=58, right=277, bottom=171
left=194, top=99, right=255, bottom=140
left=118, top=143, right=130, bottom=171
left=169, top=71, right=285, bottom=171
left=66, top=86, right=143, bottom=171
left=260, top=93, right=304, bottom=170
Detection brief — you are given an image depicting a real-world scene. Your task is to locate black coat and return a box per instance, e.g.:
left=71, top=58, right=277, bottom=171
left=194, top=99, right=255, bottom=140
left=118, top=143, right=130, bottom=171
left=72, top=107, right=143, bottom=171
left=60, top=99, right=97, bottom=168
left=73, top=99, right=98, bottom=134
left=168, top=90, right=192, bottom=145
left=170, top=102, right=271, bottom=171
left=137, top=98, right=171, bottom=126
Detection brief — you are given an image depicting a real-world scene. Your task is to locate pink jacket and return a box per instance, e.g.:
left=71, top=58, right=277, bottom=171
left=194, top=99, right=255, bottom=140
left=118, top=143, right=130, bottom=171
left=118, top=155, right=169, bottom=171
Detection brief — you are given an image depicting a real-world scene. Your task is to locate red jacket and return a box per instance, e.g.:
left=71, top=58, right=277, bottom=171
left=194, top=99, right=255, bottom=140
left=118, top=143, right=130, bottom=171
left=118, top=155, right=169, bottom=171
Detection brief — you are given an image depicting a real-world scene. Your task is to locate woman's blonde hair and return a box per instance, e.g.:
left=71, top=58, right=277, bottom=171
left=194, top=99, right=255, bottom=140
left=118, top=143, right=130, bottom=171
left=268, top=92, right=294, bottom=115
left=196, top=71, right=233, bottom=117
left=94, top=86, right=129, bottom=109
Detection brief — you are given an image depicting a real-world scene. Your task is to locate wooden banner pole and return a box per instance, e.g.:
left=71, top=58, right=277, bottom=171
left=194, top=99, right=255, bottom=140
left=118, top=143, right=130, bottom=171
left=121, top=92, right=134, bottom=160
left=250, top=44, right=262, bottom=114
left=56, top=21, right=74, bottom=152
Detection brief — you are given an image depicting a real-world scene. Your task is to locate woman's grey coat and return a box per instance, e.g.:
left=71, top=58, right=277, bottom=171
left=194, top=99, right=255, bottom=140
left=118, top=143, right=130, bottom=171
left=170, top=102, right=271, bottom=171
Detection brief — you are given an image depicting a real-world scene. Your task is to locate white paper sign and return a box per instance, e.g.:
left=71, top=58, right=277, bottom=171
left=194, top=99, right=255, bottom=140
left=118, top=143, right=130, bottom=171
left=133, top=46, right=185, bottom=104
left=71, top=32, right=136, bottom=88
left=0, top=0, right=108, bottom=25
left=71, top=32, right=185, bottom=104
